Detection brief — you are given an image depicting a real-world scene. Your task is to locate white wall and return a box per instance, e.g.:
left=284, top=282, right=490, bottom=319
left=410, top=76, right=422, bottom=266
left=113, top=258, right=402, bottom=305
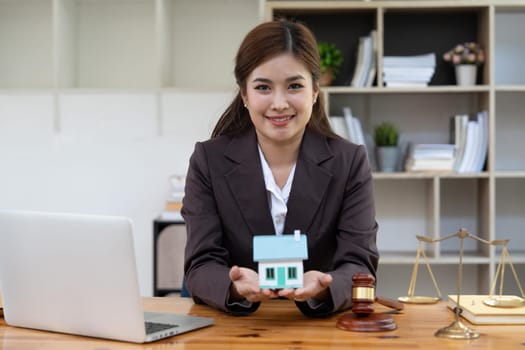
left=0, top=90, right=234, bottom=296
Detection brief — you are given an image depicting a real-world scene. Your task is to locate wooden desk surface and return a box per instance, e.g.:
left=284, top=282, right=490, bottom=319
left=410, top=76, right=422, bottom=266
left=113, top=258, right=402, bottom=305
left=0, top=297, right=523, bottom=349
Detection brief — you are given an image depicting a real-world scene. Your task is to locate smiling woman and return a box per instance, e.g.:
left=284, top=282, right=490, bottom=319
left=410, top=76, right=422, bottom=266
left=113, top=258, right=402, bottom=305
left=182, top=19, right=379, bottom=318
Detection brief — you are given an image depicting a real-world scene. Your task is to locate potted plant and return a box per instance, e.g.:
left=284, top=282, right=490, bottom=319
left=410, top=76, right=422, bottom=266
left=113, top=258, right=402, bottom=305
left=374, top=122, right=399, bottom=172
left=318, top=42, right=343, bottom=86
left=443, top=42, right=485, bottom=86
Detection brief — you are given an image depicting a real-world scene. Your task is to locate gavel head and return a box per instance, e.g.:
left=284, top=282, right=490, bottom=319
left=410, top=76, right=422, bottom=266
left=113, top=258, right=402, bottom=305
left=337, top=273, right=398, bottom=332
left=351, top=273, right=375, bottom=315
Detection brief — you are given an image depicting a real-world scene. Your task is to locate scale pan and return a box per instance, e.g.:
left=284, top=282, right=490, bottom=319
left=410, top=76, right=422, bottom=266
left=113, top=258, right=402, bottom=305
left=483, top=295, right=525, bottom=308
left=398, top=296, right=440, bottom=304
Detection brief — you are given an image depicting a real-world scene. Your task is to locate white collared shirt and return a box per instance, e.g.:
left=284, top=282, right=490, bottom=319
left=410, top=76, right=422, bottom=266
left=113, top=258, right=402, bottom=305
left=258, top=145, right=296, bottom=235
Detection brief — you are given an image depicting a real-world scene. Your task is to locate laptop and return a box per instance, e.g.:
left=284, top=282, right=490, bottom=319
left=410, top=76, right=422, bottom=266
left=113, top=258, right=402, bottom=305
left=0, top=210, right=213, bottom=343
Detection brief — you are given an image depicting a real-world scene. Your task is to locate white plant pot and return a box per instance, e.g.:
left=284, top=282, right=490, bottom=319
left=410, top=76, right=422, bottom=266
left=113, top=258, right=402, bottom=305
left=455, top=64, right=477, bottom=86
left=375, top=146, right=399, bottom=172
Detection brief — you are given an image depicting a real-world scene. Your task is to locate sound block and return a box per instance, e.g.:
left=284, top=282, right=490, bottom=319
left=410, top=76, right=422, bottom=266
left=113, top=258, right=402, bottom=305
left=336, top=313, right=397, bottom=332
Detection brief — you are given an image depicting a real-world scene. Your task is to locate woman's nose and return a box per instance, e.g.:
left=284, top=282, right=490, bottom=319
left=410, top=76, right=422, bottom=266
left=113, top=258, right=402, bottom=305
left=271, top=91, right=289, bottom=110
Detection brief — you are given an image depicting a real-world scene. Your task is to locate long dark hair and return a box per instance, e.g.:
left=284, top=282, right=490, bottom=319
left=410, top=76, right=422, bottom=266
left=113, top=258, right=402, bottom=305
left=211, top=19, right=336, bottom=138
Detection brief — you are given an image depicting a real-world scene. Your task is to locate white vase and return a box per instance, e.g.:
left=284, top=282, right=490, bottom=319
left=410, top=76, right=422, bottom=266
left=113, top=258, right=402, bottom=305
left=375, top=146, right=399, bottom=172
left=455, top=64, right=477, bottom=86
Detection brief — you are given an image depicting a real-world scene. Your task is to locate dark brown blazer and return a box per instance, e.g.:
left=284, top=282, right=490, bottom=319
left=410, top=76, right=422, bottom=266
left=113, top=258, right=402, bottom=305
left=182, top=127, right=379, bottom=316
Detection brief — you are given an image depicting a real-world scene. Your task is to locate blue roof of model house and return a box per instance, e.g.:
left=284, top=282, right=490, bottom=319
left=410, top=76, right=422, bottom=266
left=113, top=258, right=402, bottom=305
left=253, top=234, right=308, bottom=261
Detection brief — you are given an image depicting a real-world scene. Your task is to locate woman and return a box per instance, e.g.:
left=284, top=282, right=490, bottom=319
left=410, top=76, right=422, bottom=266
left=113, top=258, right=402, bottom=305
left=182, top=19, right=378, bottom=317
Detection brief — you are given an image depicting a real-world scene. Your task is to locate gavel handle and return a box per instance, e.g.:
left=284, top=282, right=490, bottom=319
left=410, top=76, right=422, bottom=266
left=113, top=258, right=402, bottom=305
left=375, top=296, right=404, bottom=311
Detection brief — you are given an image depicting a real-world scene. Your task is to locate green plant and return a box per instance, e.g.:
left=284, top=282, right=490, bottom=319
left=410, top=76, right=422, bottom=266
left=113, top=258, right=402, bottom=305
left=374, top=122, right=399, bottom=147
left=318, top=42, right=344, bottom=75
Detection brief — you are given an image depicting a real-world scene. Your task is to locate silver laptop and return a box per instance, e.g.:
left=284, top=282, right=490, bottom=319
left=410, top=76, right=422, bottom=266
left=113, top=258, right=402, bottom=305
left=0, top=210, right=213, bottom=343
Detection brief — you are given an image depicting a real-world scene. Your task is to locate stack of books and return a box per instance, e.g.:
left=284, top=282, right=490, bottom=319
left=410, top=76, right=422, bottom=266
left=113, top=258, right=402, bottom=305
left=451, top=111, right=489, bottom=173
left=328, top=107, right=366, bottom=148
left=329, top=107, right=373, bottom=167
left=405, top=143, right=456, bottom=172
left=350, top=30, right=377, bottom=87
left=447, top=295, right=525, bottom=324
left=343, top=107, right=366, bottom=147
left=383, top=53, right=436, bottom=87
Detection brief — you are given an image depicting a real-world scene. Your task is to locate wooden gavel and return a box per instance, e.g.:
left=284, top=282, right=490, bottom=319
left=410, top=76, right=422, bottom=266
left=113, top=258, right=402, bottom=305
left=336, top=273, right=403, bottom=332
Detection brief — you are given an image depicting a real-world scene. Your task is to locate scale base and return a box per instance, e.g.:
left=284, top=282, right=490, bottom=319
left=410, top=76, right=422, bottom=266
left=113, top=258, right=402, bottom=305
left=435, top=319, right=479, bottom=339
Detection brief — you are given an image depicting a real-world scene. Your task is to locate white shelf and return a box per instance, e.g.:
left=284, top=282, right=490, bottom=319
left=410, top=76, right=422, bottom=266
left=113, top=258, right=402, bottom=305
left=0, top=0, right=260, bottom=90
left=495, top=178, right=525, bottom=253
left=167, top=0, right=260, bottom=89
left=0, top=0, right=54, bottom=88
left=494, top=92, right=525, bottom=171
left=323, top=85, right=491, bottom=94
left=495, top=8, right=525, bottom=85
left=63, top=0, right=157, bottom=88
left=380, top=252, right=491, bottom=265
left=372, top=172, right=490, bottom=180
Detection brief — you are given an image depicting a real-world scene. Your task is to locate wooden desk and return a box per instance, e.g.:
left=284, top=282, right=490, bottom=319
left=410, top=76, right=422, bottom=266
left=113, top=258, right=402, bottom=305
left=0, top=297, right=523, bottom=349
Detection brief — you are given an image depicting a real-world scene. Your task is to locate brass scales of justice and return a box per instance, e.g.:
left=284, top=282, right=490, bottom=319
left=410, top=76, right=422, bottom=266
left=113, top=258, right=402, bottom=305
left=397, top=228, right=525, bottom=339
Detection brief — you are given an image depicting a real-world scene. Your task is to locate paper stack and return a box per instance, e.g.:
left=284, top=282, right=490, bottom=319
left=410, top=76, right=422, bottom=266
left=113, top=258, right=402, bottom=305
left=405, top=143, right=456, bottom=172
left=383, top=53, right=436, bottom=87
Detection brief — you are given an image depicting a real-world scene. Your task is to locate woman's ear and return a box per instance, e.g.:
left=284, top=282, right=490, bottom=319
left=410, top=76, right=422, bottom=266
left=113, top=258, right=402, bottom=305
left=240, top=92, right=248, bottom=108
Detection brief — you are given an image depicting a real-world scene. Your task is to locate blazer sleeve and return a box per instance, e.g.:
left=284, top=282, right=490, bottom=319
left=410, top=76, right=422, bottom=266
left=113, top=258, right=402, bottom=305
left=331, top=144, right=378, bottom=315
left=182, top=141, right=260, bottom=315
left=300, top=144, right=379, bottom=317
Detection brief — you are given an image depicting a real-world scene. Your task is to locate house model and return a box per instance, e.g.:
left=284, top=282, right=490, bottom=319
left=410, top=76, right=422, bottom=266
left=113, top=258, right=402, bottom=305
left=253, top=230, right=308, bottom=289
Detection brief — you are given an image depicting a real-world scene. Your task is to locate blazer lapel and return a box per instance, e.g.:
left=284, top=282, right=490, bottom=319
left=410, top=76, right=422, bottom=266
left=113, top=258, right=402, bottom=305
left=285, top=129, right=333, bottom=234
left=223, top=129, right=275, bottom=235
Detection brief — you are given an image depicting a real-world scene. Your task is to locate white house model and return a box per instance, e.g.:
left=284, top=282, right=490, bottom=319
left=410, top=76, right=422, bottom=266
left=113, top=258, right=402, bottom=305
left=253, top=230, right=308, bottom=289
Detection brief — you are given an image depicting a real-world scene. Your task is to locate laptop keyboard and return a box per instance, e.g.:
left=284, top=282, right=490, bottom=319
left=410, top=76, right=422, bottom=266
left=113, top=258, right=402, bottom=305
left=145, top=321, right=179, bottom=334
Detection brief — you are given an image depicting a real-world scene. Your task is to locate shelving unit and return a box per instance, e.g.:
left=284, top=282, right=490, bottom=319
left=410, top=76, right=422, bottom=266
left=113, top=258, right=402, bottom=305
left=266, top=0, right=525, bottom=298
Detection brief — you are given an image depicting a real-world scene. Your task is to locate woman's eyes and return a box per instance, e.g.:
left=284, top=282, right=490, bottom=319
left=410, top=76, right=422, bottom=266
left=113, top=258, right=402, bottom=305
left=289, top=83, right=304, bottom=90
left=253, top=83, right=304, bottom=91
left=254, top=84, right=271, bottom=91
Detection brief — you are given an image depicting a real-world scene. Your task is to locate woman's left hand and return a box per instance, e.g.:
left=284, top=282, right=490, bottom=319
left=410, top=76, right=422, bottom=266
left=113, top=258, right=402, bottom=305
left=278, top=270, right=332, bottom=302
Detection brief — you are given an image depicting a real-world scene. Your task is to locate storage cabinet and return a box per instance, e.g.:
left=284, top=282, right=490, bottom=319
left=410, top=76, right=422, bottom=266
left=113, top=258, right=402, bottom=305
left=266, top=1, right=525, bottom=298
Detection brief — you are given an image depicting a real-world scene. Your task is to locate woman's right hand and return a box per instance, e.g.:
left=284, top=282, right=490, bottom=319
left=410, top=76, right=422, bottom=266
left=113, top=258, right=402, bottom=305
left=229, top=265, right=279, bottom=303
